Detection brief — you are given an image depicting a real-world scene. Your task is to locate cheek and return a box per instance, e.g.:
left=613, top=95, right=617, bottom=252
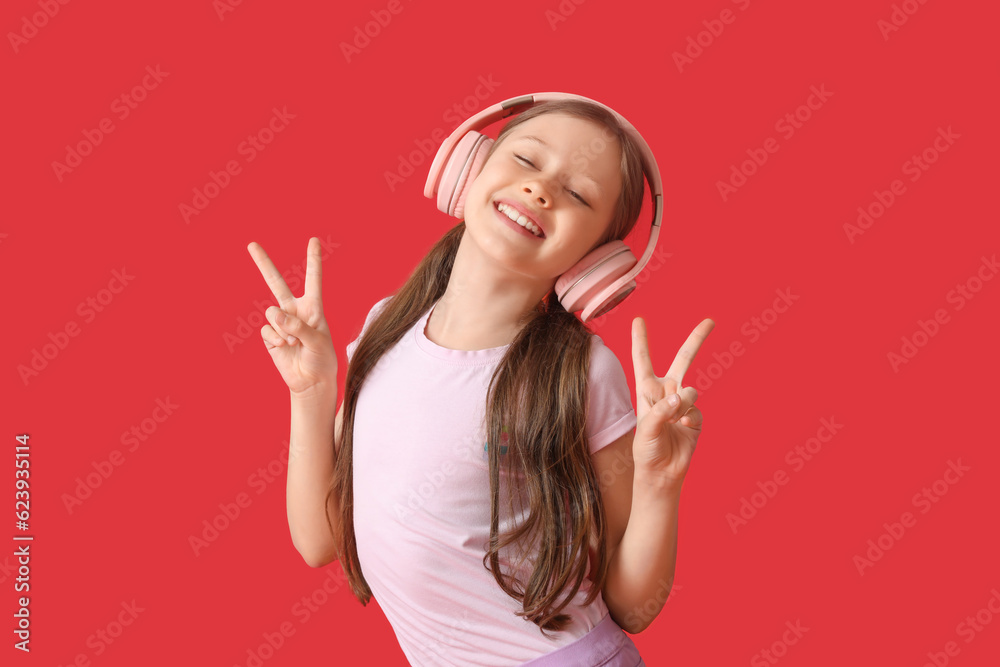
left=468, top=166, right=508, bottom=208
left=573, top=229, right=606, bottom=260
left=466, top=170, right=492, bottom=203
left=463, top=179, right=495, bottom=226
left=477, top=161, right=513, bottom=187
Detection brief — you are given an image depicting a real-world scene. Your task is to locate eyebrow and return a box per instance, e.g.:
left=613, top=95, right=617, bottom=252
left=514, top=135, right=603, bottom=195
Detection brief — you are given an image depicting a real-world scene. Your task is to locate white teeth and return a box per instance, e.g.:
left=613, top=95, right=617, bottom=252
left=497, top=203, right=543, bottom=237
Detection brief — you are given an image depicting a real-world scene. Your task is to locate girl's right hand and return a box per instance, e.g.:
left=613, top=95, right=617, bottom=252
left=247, top=237, right=338, bottom=398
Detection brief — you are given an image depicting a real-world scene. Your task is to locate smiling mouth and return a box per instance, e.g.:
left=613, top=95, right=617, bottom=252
left=494, top=201, right=545, bottom=238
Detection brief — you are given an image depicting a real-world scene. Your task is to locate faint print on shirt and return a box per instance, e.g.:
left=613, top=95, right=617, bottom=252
left=483, top=424, right=510, bottom=461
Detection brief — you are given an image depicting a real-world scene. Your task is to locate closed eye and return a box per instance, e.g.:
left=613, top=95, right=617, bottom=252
left=514, top=154, right=589, bottom=206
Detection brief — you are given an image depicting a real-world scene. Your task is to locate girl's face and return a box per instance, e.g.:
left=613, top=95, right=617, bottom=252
left=464, top=113, right=623, bottom=284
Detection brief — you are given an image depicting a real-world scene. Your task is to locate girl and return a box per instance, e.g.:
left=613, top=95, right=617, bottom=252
left=248, top=94, right=714, bottom=666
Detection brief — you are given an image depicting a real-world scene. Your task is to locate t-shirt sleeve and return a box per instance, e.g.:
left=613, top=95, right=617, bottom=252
left=345, top=295, right=393, bottom=365
left=586, top=335, right=637, bottom=455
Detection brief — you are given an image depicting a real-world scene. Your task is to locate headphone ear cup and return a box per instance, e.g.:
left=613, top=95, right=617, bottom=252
left=437, top=131, right=494, bottom=219
left=555, top=240, right=637, bottom=318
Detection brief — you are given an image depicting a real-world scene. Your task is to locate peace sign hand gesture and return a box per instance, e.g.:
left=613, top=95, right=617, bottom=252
left=631, top=316, right=716, bottom=491
left=247, top=238, right=338, bottom=398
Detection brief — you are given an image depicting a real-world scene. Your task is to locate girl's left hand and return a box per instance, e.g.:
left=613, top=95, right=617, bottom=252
left=631, top=316, right=716, bottom=491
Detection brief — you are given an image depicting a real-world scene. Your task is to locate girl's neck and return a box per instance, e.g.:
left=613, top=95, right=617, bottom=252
left=427, top=231, right=553, bottom=351
left=424, top=300, right=522, bottom=352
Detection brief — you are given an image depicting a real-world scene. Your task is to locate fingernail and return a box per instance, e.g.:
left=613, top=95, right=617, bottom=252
left=287, top=335, right=297, bottom=345
left=667, top=394, right=679, bottom=406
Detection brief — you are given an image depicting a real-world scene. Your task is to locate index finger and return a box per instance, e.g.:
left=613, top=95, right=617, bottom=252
left=247, top=241, right=295, bottom=308
left=304, top=237, right=322, bottom=299
left=664, top=318, right=716, bottom=387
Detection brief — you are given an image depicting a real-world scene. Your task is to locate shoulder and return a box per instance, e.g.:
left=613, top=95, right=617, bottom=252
left=586, top=334, right=628, bottom=384
left=359, top=295, right=395, bottom=330
left=370, top=294, right=394, bottom=318
left=346, top=295, right=395, bottom=362
left=583, top=333, right=636, bottom=455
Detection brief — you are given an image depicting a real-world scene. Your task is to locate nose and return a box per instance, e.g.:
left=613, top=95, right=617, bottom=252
left=521, top=182, right=552, bottom=208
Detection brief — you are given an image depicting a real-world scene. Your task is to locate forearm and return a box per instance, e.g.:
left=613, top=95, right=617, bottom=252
left=286, top=389, right=339, bottom=566
left=603, top=472, right=682, bottom=634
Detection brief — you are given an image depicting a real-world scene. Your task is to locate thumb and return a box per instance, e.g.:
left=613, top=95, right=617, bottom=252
left=639, top=396, right=673, bottom=441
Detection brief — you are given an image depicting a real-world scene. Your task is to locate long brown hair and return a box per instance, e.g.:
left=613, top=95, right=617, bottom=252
left=328, top=99, right=650, bottom=636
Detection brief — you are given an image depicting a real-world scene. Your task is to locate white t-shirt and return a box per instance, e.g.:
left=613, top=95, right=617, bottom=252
left=345, top=296, right=637, bottom=666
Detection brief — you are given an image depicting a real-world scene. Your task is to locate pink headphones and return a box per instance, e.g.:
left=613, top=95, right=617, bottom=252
left=423, top=91, right=663, bottom=322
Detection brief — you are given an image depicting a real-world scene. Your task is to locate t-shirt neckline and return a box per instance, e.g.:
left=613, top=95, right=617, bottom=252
left=414, top=300, right=511, bottom=365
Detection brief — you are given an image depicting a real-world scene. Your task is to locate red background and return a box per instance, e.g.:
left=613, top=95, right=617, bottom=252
left=4, top=0, right=999, bottom=664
